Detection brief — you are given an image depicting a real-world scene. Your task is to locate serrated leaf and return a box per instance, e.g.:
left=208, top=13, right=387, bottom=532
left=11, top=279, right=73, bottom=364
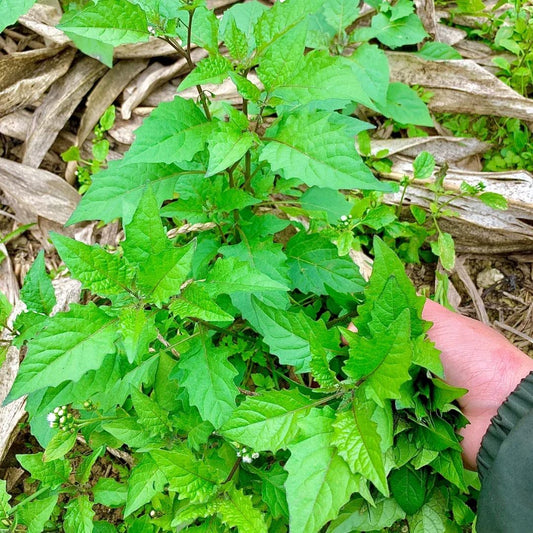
left=170, top=283, right=234, bottom=322
left=0, top=0, right=37, bottom=33
left=286, top=232, right=365, bottom=295
left=125, top=454, right=166, bottom=516
left=102, top=416, right=165, bottom=449
left=123, top=187, right=196, bottom=304
left=408, top=496, right=448, bottom=533
left=18, top=495, right=58, bottom=533
left=332, top=400, right=389, bottom=495
left=367, top=13, right=427, bottom=49
left=20, top=250, right=56, bottom=315
left=206, top=122, right=255, bottom=177
left=58, top=0, right=149, bottom=67
left=17, top=453, right=70, bottom=488
left=6, top=303, right=117, bottom=402
left=216, top=487, right=268, bottom=533
left=254, top=464, right=288, bottom=519
left=125, top=97, right=213, bottom=164
left=479, top=191, right=508, bottom=210
left=250, top=296, right=339, bottom=372
left=229, top=72, right=262, bottom=101
left=327, top=497, right=406, bottom=533
left=150, top=446, right=218, bottom=502
left=64, top=496, right=94, bottom=533
left=118, top=307, right=157, bottom=364
left=285, top=410, right=359, bottom=533
left=343, top=308, right=412, bottom=405
left=222, top=19, right=249, bottom=60
left=68, top=161, right=201, bottom=225
left=221, top=389, right=313, bottom=451
left=93, top=478, right=127, bottom=508
left=260, top=111, right=387, bottom=192
left=389, top=465, right=427, bottom=515
left=130, top=388, right=171, bottom=437
left=43, top=430, right=77, bottom=462
left=205, top=257, right=288, bottom=297
left=51, top=233, right=131, bottom=297
left=430, top=449, right=467, bottom=491
left=180, top=54, right=232, bottom=91
left=257, top=20, right=306, bottom=91
left=179, top=332, right=239, bottom=428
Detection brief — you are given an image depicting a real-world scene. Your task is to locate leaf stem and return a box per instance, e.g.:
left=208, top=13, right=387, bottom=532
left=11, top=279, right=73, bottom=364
left=9, top=485, right=50, bottom=515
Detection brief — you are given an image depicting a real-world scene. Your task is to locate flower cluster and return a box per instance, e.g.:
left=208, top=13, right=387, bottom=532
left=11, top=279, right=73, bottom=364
left=232, top=442, right=260, bottom=464
left=46, top=406, right=77, bottom=432
left=338, top=214, right=353, bottom=228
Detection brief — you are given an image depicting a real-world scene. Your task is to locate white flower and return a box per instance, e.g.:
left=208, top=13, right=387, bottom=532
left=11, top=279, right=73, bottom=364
left=251, top=452, right=260, bottom=459
left=242, top=455, right=253, bottom=464
left=46, top=413, right=56, bottom=423
left=340, top=215, right=348, bottom=222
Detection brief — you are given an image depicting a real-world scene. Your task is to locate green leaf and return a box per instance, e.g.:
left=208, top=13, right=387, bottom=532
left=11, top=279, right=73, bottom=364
left=58, top=0, right=149, bottom=67
left=479, top=191, right=508, bottom=210
left=219, top=1, right=267, bottom=57
left=206, top=121, right=255, bottom=177
left=6, top=303, right=117, bottom=402
left=179, top=332, right=239, bottom=428
left=436, top=232, right=455, bottom=271
left=170, top=283, right=234, bottom=322
left=205, top=257, right=288, bottom=297
left=286, top=232, right=365, bottom=296
left=216, top=487, right=268, bottom=533
left=125, top=97, right=213, bottom=164
left=118, top=307, right=157, bottom=364
left=327, top=497, right=406, bottom=533
left=332, top=399, right=389, bottom=495
left=368, top=13, right=427, bottom=49
left=51, top=233, right=131, bottom=297
left=322, top=0, right=360, bottom=35
left=0, top=0, right=38, bottom=33
left=103, top=416, right=165, bottom=449
left=376, top=82, right=433, bottom=126
left=0, top=291, right=12, bottom=330
left=254, top=464, right=289, bottom=519
left=93, top=478, right=127, bottom=508
left=300, top=186, right=352, bottom=223
left=43, top=430, right=77, bottom=462
left=430, top=449, right=467, bottom=491
left=417, top=41, right=462, bottom=60
left=123, top=186, right=196, bottom=304
left=18, top=495, right=58, bottom=533
left=0, top=479, right=11, bottom=517
left=408, top=496, right=448, bottom=533
left=68, top=161, right=201, bottom=225
left=64, top=496, right=95, bottom=533
left=250, top=296, right=339, bottom=372
left=130, top=388, right=171, bottom=437
left=343, top=307, right=412, bottom=405
left=221, top=389, right=313, bottom=451
left=260, top=111, right=388, bottom=192
left=285, top=410, right=359, bottom=533
left=389, top=465, right=427, bottom=515
left=257, top=20, right=307, bottom=91
left=272, top=50, right=376, bottom=110
left=229, top=72, right=262, bottom=101
left=413, top=151, right=435, bottom=180
left=125, top=454, right=166, bottom=516
left=20, top=250, right=56, bottom=315
left=150, top=446, right=218, bottom=502
left=61, top=146, right=81, bottom=162
left=180, top=54, right=232, bottom=91
left=17, top=453, right=70, bottom=488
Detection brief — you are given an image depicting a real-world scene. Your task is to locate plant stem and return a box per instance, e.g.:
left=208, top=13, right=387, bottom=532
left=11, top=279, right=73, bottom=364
left=9, top=486, right=50, bottom=515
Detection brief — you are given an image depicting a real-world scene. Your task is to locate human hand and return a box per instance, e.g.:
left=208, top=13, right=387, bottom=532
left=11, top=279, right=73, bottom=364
left=422, top=299, right=533, bottom=469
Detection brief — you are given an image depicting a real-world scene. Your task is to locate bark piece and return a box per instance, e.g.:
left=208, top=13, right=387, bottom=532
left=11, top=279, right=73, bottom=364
left=414, top=0, right=437, bottom=39
left=388, top=52, right=533, bottom=121
left=382, top=156, right=533, bottom=253
left=18, top=3, right=68, bottom=46
left=0, top=46, right=75, bottom=118
left=77, top=59, right=149, bottom=146
left=369, top=136, right=492, bottom=164
left=0, top=158, right=79, bottom=224
left=22, top=56, right=107, bottom=168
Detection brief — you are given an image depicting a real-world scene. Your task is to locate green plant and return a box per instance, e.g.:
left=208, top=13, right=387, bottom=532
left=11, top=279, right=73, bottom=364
left=61, top=105, right=116, bottom=194
left=1, top=0, right=484, bottom=531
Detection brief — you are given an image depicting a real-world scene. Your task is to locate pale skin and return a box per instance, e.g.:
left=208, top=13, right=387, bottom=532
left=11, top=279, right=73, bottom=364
left=422, top=299, right=533, bottom=470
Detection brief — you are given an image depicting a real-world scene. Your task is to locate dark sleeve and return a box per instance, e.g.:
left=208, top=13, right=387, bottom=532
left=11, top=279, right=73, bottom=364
left=475, top=372, right=533, bottom=533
